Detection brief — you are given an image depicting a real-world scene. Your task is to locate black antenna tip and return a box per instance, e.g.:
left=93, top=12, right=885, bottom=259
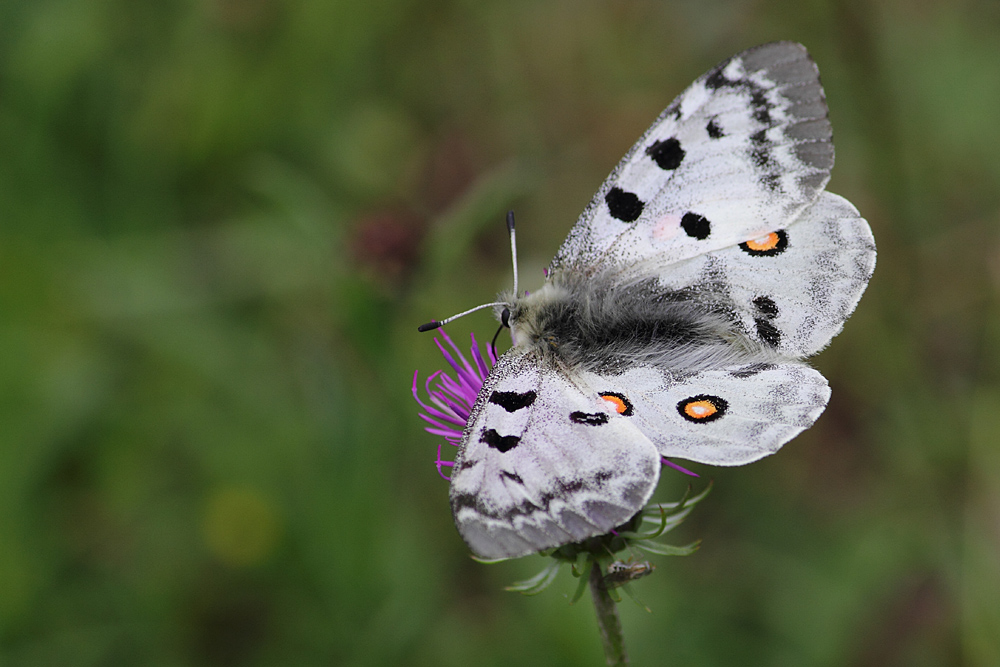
left=417, top=321, right=442, bottom=332
left=506, top=210, right=515, bottom=232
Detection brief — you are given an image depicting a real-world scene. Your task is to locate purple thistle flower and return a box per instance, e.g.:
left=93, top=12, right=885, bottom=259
left=412, top=329, right=496, bottom=480
left=413, top=329, right=698, bottom=480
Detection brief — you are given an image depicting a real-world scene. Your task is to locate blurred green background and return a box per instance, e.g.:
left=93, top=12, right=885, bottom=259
left=2, top=0, right=999, bottom=665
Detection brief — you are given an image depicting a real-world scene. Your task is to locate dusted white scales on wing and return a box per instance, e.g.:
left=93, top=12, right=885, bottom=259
left=551, top=42, right=833, bottom=276
left=577, top=362, right=830, bottom=466
left=418, top=42, right=875, bottom=562
left=450, top=349, right=661, bottom=559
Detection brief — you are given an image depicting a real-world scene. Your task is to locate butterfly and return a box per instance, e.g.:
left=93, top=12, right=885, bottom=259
left=425, top=42, right=875, bottom=560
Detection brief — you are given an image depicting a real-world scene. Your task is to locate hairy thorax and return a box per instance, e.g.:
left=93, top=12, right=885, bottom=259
left=497, top=271, right=783, bottom=374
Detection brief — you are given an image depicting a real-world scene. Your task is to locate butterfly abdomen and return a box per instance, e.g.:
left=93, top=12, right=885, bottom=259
left=508, top=272, right=776, bottom=373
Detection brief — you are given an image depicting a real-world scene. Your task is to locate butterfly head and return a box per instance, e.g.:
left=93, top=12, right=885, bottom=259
left=493, top=280, right=568, bottom=350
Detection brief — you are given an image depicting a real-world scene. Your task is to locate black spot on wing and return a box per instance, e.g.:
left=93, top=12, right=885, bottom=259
left=605, top=187, right=644, bottom=222
left=481, top=429, right=520, bottom=453
left=570, top=411, right=609, bottom=426
left=646, top=137, right=685, bottom=170
left=489, top=390, right=537, bottom=412
left=752, top=296, right=781, bottom=345
left=755, top=318, right=782, bottom=346
left=681, top=212, right=711, bottom=240
left=752, top=296, right=779, bottom=318
left=706, top=118, right=723, bottom=138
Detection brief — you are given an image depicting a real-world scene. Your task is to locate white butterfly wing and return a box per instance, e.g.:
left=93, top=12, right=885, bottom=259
left=552, top=41, right=832, bottom=274
left=578, top=361, right=830, bottom=466
left=624, top=192, right=876, bottom=357
left=450, top=349, right=661, bottom=560
left=435, top=42, right=874, bottom=560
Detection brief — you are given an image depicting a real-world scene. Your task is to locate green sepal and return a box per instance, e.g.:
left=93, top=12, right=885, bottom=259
left=470, top=554, right=511, bottom=564
left=505, top=560, right=561, bottom=595
left=569, top=563, right=592, bottom=604
left=634, top=539, right=701, bottom=557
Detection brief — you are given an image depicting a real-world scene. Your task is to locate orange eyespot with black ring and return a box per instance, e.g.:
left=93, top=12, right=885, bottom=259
left=739, top=229, right=788, bottom=256
left=677, top=395, right=728, bottom=423
left=600, top=392, right=633, bottom=416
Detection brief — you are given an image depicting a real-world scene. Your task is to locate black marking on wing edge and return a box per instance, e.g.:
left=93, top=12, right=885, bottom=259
left=481, top=429, right=520, bottom=452
left=705, top=66, right=739, bottom=90
left=646, top=138, right=685, bottom=170
left=570, top=411, right=609, bottom=426
left=451, top=473, right=652, bottom=523
left=706, top=118, right=723, bottom=138
left=605, top=187, right=644, bottom=222
left=761, top=172, right=781, bottom=192
left=755, top=318, right=782, bottom=346
left=681, top=212, right=711, bottom=240
left=749, top=129, right=773, bottom=170
left=751, top=91, right=771, bottom=124
left=501, top=471, right=524, bottom=485
left=489, top=390, right=537, bottom=412
left=751, top=147, right=772, bottom=169
left=739, top=229, right=788, bottom=256
left=730, top=363, right=775, bottom=378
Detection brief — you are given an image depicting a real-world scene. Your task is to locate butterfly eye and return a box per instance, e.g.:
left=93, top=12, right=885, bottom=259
left=500, top=307, right=511, bottom=328
left=599, top=392, right=633, bottom=416
left=677, top=395, right=728, bottom=423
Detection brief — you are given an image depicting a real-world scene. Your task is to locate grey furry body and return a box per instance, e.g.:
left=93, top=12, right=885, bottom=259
left=499, top=270, right=786, bottom=374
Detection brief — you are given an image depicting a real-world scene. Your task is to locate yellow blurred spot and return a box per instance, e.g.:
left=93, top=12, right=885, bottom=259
left=202, top=486, right=281, bottom=568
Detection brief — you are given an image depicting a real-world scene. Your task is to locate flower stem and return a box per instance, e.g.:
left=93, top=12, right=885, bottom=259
left=589, top=561, right=629, bottom=666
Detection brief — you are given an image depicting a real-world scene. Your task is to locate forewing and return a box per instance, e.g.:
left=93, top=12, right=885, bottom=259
left=579, top=361, right=830, bottom=466
left=552, top=41, right=832, bottom=274
left=450, top=349, right=661, bottom=560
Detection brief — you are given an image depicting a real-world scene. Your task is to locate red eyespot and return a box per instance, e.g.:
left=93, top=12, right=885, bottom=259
left=744, top=232, right=780, bottom=251
left=677, top=395, right=728, bottom=423
left=599, top=392, right=633, bottom=416
left=739, top=229, right=788, bottom=256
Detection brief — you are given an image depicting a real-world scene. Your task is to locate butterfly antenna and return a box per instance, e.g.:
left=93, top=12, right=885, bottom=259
left=507, top=210, right=519, bottom=297
left=417, top=301, right=507, bottom=332
left=417, top=210, right=522, bottom=333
